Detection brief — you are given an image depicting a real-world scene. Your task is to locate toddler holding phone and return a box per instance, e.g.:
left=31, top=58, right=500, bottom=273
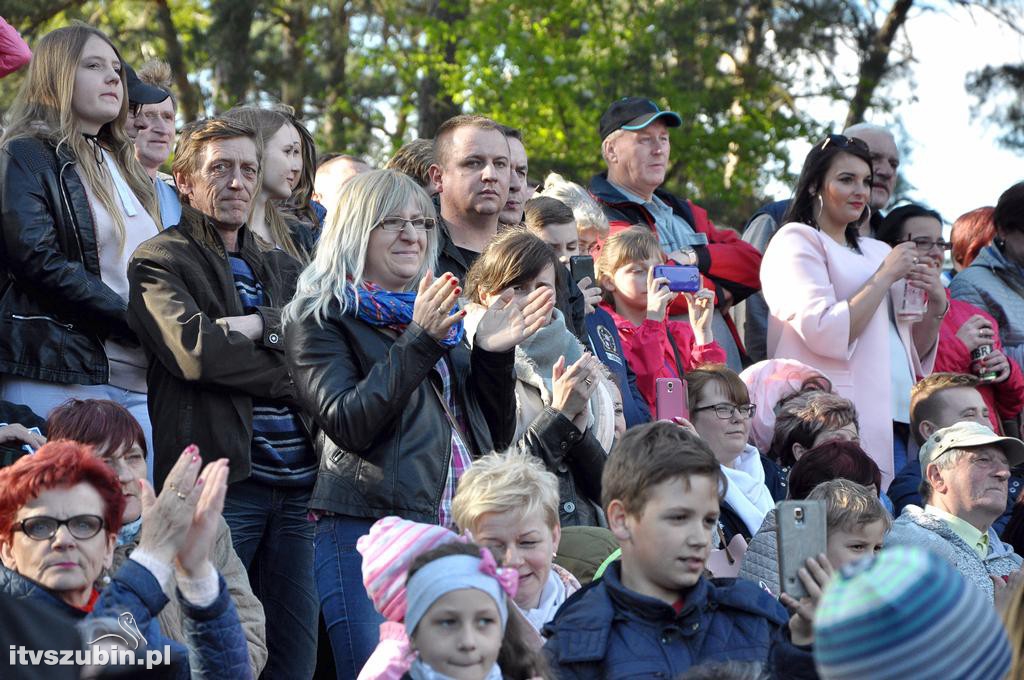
left=596, top=227, right=726, bottom=413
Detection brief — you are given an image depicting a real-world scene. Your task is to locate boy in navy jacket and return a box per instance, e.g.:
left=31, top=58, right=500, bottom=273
left=543, top=421, right=827, bottom=678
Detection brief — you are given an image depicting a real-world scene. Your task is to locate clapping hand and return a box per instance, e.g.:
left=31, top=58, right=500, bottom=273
left=474, top=287, right=555, bottom=353
left=412, top=271, right=465, bottom=342
left=137, top=446, right=206, bottom=567
left=136, top=446, right=230, bottom=579
left=552, top=353, right=601, bottom=433
left=175, top=458, right=230, bottom=579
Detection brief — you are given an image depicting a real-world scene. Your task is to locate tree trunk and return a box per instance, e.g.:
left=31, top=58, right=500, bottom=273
left=416, top=0, right=466, bottom=138
left=152, top=0, right=201, bottom=121
left=209, top=0, right=259, bottom=110
left=845, top=0, right=915, bottom=127
left=319, top=0, right=351, bottom=151
left=280, top=0, right=309, bottom=113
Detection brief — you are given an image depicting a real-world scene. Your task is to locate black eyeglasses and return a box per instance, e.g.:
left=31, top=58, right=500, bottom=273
left=375, top=216, right=437, bottom=233
left=128, top=102, right=143, bottom=117
left=692, top=403, right=757, bottom=420
left=14, top=515, right=105, bottom=541
left=902, top=237, right=951, bottom=252
left=819, top=134, right=869, bottom=153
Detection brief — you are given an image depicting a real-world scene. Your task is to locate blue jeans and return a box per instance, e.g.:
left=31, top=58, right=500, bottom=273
left=223, top=479, right=318, bottom=679
left=315, top=515, right=385, bottom=679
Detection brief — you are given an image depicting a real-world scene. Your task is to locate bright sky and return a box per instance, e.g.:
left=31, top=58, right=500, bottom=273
left=775, top=6, right=1024, bottom=223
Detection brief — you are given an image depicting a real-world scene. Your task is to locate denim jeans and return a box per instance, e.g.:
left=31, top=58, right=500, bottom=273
left=315, top=515, right=385, bottom=679
left=223, top=479, right=318, bottom=679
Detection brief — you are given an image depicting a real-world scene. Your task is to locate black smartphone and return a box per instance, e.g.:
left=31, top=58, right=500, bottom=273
left=569, top=255, right=596, bottom=286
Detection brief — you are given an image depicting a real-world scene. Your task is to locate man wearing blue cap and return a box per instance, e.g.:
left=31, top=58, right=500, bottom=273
left=589, top=97, right=762, bottom=370
left=886, top=420, right=1024, bottom=602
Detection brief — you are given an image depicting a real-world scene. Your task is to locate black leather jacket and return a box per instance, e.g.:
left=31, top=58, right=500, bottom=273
left=285, top=309, right=516, bottom=523
left=0, top=136, right=135, bottom=385
left=513, top=407, right=605, bottom=527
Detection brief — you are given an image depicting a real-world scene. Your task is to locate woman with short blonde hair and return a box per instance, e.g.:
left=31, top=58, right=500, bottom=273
left=452, top=453, right=580, bottom=637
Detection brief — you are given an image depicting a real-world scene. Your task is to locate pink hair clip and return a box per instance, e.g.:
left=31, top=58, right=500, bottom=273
left=478, top=548, right=518, bottom=599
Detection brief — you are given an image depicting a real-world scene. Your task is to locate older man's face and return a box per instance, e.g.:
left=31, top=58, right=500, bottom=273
left=176, top=136, right=259, bottom=228
left=606, top=120, right=670, bottom=198
left=849, top=128, right=899, bottom=210
left=934, top=444, right=1010, bottom=527
left=132, top=98, right=176, bottom=174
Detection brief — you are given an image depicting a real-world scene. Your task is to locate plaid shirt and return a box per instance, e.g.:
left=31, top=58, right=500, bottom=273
left=435, top=357, right=472, bottom=528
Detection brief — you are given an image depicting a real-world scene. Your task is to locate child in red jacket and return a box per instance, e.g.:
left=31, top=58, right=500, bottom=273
left=597, top=227, right=726, bottom=413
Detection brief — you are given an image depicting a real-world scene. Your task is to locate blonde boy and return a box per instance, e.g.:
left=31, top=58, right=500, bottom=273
left=806, top=479, right=891, bottom=569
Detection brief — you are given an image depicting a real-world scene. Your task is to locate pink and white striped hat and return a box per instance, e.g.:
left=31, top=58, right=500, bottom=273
left=356, top=516, right=467, bottom=622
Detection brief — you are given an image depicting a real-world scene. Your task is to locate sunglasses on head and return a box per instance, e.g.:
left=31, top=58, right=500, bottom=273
left=819, top=134, right=869, bottom=153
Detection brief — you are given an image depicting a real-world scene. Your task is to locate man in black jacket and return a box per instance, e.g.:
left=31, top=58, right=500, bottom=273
left=127, top=117, right=317, bottom=678
left=428, top=114, right=511, bottom=280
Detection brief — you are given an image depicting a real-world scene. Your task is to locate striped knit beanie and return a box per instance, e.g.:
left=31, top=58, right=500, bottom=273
left=356, top=516, right=466, bottom=622
left=814, top=546, right=1011, bottom=680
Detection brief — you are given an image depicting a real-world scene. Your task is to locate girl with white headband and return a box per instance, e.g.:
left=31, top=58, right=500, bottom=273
left=404, top=542, right=552, bottom=680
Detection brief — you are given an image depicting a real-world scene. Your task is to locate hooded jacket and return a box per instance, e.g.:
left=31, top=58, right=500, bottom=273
left=951, top=244, right=1024, bottom=373
left=886, top=505, right=1023, bottom=602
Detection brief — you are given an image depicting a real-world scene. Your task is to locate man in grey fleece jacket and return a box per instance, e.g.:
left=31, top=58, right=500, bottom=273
left=887, top=421, right=1024, bottom=601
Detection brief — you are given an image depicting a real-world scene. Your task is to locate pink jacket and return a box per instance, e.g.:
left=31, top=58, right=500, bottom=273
left=0, top=17, right=30, bottom=78
left=761, top=224, right=935, bottom=487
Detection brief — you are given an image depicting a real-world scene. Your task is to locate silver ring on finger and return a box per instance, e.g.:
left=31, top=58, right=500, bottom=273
left=175, top=491, right=187, bottom=500
left=913, top=257, right=919, bottom=264
left=436, top=306, right=446, bottom=315
left=584, top=377, right=594, bottom=386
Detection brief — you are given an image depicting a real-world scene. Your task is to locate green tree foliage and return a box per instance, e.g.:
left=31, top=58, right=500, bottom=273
left=3, top=0, right=1018, bottom=225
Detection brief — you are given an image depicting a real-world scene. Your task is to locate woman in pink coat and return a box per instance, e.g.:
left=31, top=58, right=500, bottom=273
left=761, top=135, right=942, bottom=487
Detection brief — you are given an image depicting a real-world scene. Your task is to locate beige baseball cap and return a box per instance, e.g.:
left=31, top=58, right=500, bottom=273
left=918, top=421, right=1024, bottom=476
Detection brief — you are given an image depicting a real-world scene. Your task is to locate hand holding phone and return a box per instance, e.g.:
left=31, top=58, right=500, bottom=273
left=569, top=255, right=596, bottom=287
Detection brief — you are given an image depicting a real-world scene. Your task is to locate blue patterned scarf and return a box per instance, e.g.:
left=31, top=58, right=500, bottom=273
left=344, top=281, right=464, bottom=347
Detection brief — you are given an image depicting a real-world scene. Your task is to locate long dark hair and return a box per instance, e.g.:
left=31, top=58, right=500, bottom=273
left=875, top=203, right=943, bottom=248
left=782, top=134, right=874, bottom=252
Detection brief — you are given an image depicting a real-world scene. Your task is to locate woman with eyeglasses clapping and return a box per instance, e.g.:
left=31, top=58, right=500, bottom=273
left=877, top=204, right=1024, bottom=436
left=283, top=169, right=554, bottom=677
left=760, top=135, right=940, bottom=490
